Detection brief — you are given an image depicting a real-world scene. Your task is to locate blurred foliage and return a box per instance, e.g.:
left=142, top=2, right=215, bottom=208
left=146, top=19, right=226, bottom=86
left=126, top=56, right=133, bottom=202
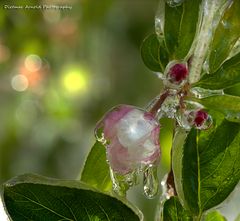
left=0, top=1, right=173, bottom=219
left=0, top=0, right=165, bottom=183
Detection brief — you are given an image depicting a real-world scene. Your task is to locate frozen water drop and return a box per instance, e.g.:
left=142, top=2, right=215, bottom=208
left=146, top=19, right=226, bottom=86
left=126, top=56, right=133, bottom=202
left=225, top=112, right=240, bottom=123
left=143, top=164, right=159, bottom=199
left=110, top=168, right=128, bottom=197
left=110, top=168, right=139, bottom=197
left=94, top=124, right=108, bottom=145
left=155, top=0, right=165, bottom=39
left=203, top=59, right=210, bottom=74
left=166, top=0, right=184, bottom=7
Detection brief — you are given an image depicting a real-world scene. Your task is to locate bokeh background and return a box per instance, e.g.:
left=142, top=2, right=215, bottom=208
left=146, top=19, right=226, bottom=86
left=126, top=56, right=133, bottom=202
left=0, top=0, right=239, bottom=220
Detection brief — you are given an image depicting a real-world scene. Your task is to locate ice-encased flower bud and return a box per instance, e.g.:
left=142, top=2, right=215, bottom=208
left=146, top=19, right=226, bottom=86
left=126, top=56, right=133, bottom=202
left=164, top=61, right=188, bottom=88
left=94, top=105, right=160, bottom=175
left=192, top=110, right=213, bottom=130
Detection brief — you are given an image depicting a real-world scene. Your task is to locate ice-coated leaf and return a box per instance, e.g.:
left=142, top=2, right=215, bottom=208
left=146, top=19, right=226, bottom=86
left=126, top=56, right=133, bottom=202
left=208, top=0, right=240, bottom=73
left=164, top=0, right=201, bottom=59
left=140, top=33, right=168, bottom=72
left=172, top=118, right=240, bottom=217
left=2, top=173, right=143, bottom=221
left=204, top=210, right=226, bottom=221
left=196, top=52, right=240, bottom=90
left=81, top=141, right=112, bottom=192
left=162, top=196, right=193, bottom=221
left=196, top=95, right=240, bottom=122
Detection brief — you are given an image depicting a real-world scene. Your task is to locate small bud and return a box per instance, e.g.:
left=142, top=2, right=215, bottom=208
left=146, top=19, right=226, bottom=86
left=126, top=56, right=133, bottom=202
left=191, top=110, right=213, bottom=130
left=194, top=110, right=208, bottom=127
left=164, top=61, right=188, bottom=88
left=169, top=63, right=188, bottom=84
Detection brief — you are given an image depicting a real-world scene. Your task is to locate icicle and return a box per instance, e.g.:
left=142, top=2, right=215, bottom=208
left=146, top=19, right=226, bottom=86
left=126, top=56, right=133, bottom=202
left=143, top=164, right=159, bottom=199
left=155, top=0, right=165, bottom=39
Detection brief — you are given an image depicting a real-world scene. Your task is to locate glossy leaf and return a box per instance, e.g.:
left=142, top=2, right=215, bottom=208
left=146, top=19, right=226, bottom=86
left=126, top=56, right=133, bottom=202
left=196, top=95, right=240, bottom=122
left=204, top=211, right=226, bottom=221
left=209, top=0, right=240, bottom=73
left=196, top=53, right=240, bottom=90
left=2, top=173, right=143, bottom=221
left=140, top=33, right=168, bottom=72
left=81, top=141, right=112, bottom=192
left=162, top=197, right=193, bottom=221
left=173, top=118, right=240, bottom=217
left=164, top=0, right=201, bottom=59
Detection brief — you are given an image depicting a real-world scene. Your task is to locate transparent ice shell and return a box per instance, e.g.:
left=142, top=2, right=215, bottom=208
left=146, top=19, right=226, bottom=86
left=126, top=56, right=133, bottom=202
left=95, top=105, right=160, bottom=198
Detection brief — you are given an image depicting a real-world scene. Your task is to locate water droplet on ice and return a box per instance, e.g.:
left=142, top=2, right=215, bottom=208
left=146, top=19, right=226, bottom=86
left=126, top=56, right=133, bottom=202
left=143, top=164, right=159, bottom=199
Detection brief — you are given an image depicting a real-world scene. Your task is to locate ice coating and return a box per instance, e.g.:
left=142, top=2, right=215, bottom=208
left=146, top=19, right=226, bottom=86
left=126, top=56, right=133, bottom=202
left=95, top=105, right=160, bottom=175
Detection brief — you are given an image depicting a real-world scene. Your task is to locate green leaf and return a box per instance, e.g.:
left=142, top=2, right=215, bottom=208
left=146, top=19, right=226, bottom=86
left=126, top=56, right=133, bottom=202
left=81, top=141, right=112, bottom=192
left=195, top=53, right=240, bottom=90
left=162, top=197, right=193, bottom=221
left=209, top=0, right=240, bottom=73
left=140, top=33, right=168, bottom=72
left=2, top=173, right=143, bottom=221
left=172, top=119, right=240, bottom=217
left=196, top=95, right=240, bottom=122
left=204, top=211, right=226, bottom=221
left=235, top=214, right=240, bottom=221
left=164, top=0, right=201, bottom=59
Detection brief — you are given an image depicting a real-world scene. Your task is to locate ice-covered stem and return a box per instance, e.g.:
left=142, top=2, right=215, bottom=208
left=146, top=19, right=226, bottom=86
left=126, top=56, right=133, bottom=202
left=149, top=90, right=169, bottom=116
left=189, top=0, right=231, bottom=84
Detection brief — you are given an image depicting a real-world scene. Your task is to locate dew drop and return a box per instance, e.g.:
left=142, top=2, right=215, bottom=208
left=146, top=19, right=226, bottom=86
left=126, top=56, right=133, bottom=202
left=143, top=164, right=159, bottom=199
left=166, top=0, right=184, bottom=7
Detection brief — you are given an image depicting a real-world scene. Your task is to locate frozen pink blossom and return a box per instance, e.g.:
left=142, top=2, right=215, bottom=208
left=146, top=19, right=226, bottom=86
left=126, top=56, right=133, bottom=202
left=95, top=105, right=160, bottom=175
